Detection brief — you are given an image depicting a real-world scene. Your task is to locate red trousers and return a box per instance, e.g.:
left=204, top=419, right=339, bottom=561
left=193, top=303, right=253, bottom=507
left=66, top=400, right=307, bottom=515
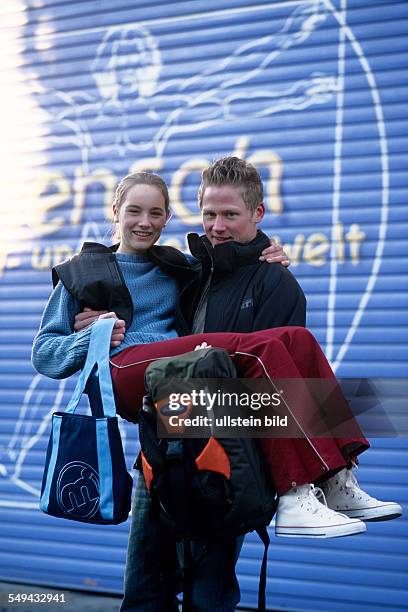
left=110, top=326, right=369, bottom=494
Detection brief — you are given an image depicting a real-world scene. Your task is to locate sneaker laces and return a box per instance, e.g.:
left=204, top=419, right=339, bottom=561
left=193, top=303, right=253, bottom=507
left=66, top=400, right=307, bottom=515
left=312, top=485, right=328, bottom=507
left=346, top=464, right=362, bottom=490
left=345, top=464, right=379, bottom=503
left=307, top=484, right=350, bottom=520
left=305, top=485, right=333, bottom=516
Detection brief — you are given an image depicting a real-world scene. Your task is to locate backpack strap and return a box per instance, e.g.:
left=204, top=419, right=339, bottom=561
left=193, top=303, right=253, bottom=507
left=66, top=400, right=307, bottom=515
left=256, top=526, right=270, bottom=612
left=166, top=440, right=189, bottom=537
left=182, top=539, right=193, bottom=612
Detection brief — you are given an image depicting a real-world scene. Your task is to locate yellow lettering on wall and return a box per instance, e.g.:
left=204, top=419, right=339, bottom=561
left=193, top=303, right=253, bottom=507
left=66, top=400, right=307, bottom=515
left=167, top=137, right=283, bottom=226
left=303, top=233, right=330, bottom=266
left=32, top=244, right=74, bottom=270
left=53, top=245, right=73, bottom=265
left=72, top=167, right=117, bottom=224
left=247, top=150, right=283, bottom=214
left=279, top=234, right=305, bottom=266
left=346, top=223, right=365, bottom=265
left=34, top=171, right=70, bottom=235
left=233, top=136, right=283, bottom=214
left=171, top=158, right=209, bottom=225
left=273, top=224, right=365, bottom=267
left=32, top=246, right=52, bottom=270
left=0, top=251, right=21, bottom=275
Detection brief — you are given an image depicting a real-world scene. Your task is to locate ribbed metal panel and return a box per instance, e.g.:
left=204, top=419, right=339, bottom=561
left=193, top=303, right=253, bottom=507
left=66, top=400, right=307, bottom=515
left=0, top=0, right=407, bottom=610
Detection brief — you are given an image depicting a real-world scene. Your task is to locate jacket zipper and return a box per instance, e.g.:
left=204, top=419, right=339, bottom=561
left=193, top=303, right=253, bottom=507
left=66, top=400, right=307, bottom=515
left=191, top=241, right=214, bottom=332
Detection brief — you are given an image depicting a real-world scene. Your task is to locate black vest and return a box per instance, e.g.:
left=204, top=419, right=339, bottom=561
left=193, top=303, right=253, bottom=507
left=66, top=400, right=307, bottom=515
left=52, top=242, right=196, bottom=332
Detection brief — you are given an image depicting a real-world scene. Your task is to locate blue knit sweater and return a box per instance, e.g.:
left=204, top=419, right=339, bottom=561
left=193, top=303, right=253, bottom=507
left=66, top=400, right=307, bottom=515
left=32, top=252, right=180, bottom=379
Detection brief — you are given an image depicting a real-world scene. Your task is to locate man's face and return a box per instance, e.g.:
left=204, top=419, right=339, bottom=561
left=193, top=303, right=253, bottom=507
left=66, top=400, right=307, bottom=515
left=201, top=185, right=264, bottom=246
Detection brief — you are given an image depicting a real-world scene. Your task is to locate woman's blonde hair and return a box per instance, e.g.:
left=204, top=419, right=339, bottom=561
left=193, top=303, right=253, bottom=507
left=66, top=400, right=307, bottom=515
left=113, top=171, right=170, bottom=213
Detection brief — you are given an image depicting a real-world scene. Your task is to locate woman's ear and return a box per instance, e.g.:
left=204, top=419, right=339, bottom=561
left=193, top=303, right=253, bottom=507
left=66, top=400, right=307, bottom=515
left=164, top=210, right=173, bottom=227
left=113, top=204, right=119, bottom=223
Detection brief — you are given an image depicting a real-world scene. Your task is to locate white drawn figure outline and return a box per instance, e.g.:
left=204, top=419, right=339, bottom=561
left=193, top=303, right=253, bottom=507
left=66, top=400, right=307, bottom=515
left=57, top=461, right=100, bottom=518
left=92, top=25, right=161, bottom=102
left=0, top=374, right=67, bottom=500
left=37, top=2, right=336, bottom=171
left=152, top=2, right=335, bottom=157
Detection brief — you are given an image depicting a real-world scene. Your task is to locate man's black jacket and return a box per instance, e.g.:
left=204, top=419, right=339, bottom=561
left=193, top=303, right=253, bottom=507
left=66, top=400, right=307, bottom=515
left=179, top=231, right=306, bottom=333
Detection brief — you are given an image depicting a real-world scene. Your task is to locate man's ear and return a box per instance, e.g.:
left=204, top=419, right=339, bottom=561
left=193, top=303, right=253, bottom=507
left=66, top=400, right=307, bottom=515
left=254, top=203, right=265, bottom=223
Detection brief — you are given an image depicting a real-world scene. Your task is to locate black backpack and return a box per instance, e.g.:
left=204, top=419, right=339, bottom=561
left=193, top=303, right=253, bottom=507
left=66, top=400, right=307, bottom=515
left=138, top=347, right=277, bottom=611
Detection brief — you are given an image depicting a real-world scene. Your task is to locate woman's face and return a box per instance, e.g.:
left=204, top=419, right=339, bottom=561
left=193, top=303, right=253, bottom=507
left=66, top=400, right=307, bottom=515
left=114, top=183, right=168, bottom=253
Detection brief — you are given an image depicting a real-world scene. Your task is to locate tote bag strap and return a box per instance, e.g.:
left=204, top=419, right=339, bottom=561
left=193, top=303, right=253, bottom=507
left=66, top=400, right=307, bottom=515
left=65, top=317, right=117, bottom=418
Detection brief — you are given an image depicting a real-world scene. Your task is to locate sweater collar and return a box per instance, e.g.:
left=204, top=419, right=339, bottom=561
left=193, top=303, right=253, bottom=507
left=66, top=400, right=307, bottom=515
left=114, top=251, right=150, bottom=263
left=187, top=230, right=270, bottom=273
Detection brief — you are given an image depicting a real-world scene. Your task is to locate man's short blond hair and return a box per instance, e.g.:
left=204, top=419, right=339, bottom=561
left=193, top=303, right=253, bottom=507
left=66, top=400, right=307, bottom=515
left=198, top=156, right=263, bottom=213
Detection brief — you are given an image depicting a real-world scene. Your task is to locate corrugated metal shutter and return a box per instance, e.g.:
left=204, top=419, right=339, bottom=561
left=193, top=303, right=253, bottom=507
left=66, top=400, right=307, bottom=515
left=0, top=0, right=406, bottom=610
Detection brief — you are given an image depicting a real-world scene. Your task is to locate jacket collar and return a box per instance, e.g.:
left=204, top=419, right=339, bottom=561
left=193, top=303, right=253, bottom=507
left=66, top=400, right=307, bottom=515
left=78, top=241, right=195, bottom=278
left=79, top=241, right=119, bottom=254
left=187, top=231, right=270, bottom=274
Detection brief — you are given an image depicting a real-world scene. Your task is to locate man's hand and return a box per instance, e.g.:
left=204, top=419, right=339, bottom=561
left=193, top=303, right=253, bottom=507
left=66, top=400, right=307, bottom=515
left=259, top=239, right=290, bottom=267
left=74, top=308, right=126, bottom=348
left=74, top=307, right=107, bottom=331
left=194, top=341, right=212, bottom=350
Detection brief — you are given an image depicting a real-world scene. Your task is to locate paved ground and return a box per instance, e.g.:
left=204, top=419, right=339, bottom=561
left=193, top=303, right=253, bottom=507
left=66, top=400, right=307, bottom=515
left=0, top=582, right=122, bottom=612
left=0, top=582, right=263, bottom=611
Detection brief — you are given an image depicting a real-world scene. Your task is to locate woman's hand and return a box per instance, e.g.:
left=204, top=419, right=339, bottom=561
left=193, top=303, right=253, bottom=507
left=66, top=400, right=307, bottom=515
left=259, top=239, right=290, bottom=267
left=98, top=312, right=126, bottom=348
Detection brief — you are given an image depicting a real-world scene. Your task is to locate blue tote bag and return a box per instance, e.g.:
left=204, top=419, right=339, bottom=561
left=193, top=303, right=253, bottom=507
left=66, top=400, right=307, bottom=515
left=40, top=318, right=133, bottom=524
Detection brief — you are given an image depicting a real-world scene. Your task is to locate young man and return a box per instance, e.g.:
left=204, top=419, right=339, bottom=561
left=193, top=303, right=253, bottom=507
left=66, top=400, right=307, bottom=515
left=179, top=157, right=399, bottom=533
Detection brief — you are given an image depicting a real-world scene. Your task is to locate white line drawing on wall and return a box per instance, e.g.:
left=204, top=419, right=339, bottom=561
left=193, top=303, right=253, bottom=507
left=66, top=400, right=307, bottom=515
left=35, top=2, right=335, bottom=172
left=323, top=0, right=389, bottom=371
left=0, top=375, right=67, bottom=502
left=0, top=369, right=131, bottom=508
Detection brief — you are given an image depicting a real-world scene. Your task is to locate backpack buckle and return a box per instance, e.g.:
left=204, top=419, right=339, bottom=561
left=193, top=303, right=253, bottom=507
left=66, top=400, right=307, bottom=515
left=166, top=440, right=183, bottom=461
left=141, top=394, right=155, bottom=415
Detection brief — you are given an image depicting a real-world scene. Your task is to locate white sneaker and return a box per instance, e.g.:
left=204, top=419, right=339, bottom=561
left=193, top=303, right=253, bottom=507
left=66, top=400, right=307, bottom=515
left=275, top=483, right=366, bottom=538
left=322, top=466, right=403, bottom=522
